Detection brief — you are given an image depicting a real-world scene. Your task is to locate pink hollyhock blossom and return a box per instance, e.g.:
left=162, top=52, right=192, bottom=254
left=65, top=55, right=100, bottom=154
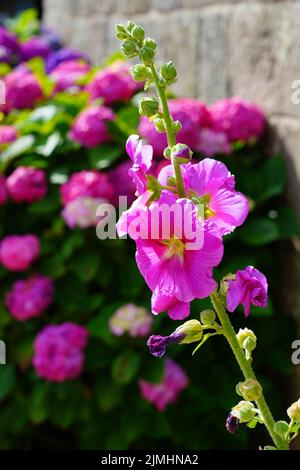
left=50, top=60, right=90, bottom=93
left=109, top=303, right=153, bottom=337
left=7, top=167, right=47, bottom=203
left=62, top=196, right=112, bottom=229
left=108, top=161, right=136, bottom=206
left=0, top=176, right=8, bottom=205
left=69, top=105, right=114, bottom=148
left=20, top=37, right=51, bottom=61
left=198, top=128, right=231, bottom=156
left=227, top=266, right=268, bottom=317
left=3, top=65, right=44, bottom=111
left=5, top=275, right=54, bottom=321
left=118, top=191, right=223, bottom=320
left=126, top=134, right=153, bottom=195
left=0, top=234, right=40, bottom=271
left=33, top=322, right=88, bottom=382
left=139, top=358, right=189, bottom=411
left=138, top=99, right=211, bottom=156
left=209, top=97, right=266, bottom=143
left=60, top=170, right=113, bottom=205
left=86, top=61, right=141, bottom=105
left=0, top=125, right=18, bottom=146
left=158, top=158, right=249, bottom=236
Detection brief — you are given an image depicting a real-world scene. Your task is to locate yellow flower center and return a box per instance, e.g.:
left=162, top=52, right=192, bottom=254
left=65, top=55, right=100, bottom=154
left=163, top=238, right=185, bottom=259
left=189, top=191, right=215, bottom=219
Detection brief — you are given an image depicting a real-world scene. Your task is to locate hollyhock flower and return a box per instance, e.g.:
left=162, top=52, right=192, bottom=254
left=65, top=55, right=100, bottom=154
left=226, top=266, right=268, bottom=317
left=20, top=37, right=51, bottom=61
left=0, top=27, right=20, bottom=63
left=86, top=61, right=140, bottom=105
left=3, top=65, right=44, bottom=111
left=62, top=196, right=111, bottom=229
left=138, top=99, right=211, bottom=156
left=60, top=170, right=113, bottom=205
left=40, top=26, right=62, bottom=51
left=209, top=97, right=265, bottom=143
left=69, top=105, right=114, bottom=148
left=32, top=322, right=88, bottom=382
left=108, top=161, right=136, bottom=206
left=0, top=125, right=18, bottom=146
left=46, top=48, right=90, bottom=73
left=0, top=234, right=40, bottom=271
left=158, top=158, right=249, bottom=236
left=118, top=191, right=223, bottom=320
left=109, top=303, right=153, bottom=337
left=7, top=167, right=47, bottom=203
left=0, top=46, right=13, bottom=63
left=5, top=275, right=54, bottom=321
left=0, top=176, right=7, bottom=205
left=198, top=128, right=231, bottom=156
left=50, top=60, right=90, bottom=93
left=126, top=134, right=153, bottom=195
left=139, top=358, right=189, bottom=411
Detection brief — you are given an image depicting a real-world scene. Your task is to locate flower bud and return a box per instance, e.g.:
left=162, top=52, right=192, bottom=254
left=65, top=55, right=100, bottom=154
left=200, top=309, right=216, bottom=325
left=160, top=61, right=177, bottom=82
left=131, top=25, right=145, bottom=41
left=139, top=97, right=159, bottom=117
left=126, top=21, right=135, bottom=32
left=236, top=328, right=257, bottom=352
left=121, top=39, right=138, bottom=58
left=143, top=38, right=157, bottom=51
left=163, top=147, right=171, bottom=159
left=130, top=64, right=148, bottom=82
left=171, top=143, right=193, bottom=163
left=139, top=38, right=157, bottom=65
left=287, top=399, right=300, bottom=422
left=226, top=413, right=239, bottom=433
left=174, top=319, right=203, bottom=345
left=232, top=400, right=256, bottom=423
left=115, top=24, right=128, bottom=40
left=236, top=378, right=262, bottom=401
left=153, top=118, right=165, bottom=133
left=173, top=120, right=182, bottom=134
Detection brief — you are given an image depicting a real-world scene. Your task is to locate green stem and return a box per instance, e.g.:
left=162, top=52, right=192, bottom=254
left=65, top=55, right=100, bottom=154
left=149, top=63, right=186, bottom=198
left=210, top=291, right=288, bottom=450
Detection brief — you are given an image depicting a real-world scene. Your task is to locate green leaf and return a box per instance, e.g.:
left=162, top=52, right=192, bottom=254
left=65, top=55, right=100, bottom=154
left=117, top=105, right=140, bottom=130
left=88, top=144, right=121, bottom=170
left=112, top=351, right=141, bottom=385
left=239, top=217, right=280, bottom=245
left=0, top=365, right=16, bottom=401
left=0, top=135, right=35, bottom=169
left=276, top=206, right=300, bottom=238
left=28, top=196, right=61, bottom=215
left=257, top=157, right=286, bottom=202
left=36, top=132, right=62, bottom=157
left=274, top=420, right=289, bottom=438
left=28, top=105, right=59, bottom=123
left=71, top=251, right=100, bottom=282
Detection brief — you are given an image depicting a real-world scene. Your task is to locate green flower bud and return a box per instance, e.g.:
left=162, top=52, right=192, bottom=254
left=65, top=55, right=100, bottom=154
left=232, top=401, right=256, bottom=423
left=126, top=21, right=135, bottom=32
left=121, top=39, right=138, bottom=58
left=287, top=399, right=300, bottom=422
left=163, top=147, right=171, bottom=159
left=160, top=61, right=177, bottom=82
left=153, top=118, right=165, bottom=133
left=243, top=336, right=257, bottom=353
left=173, top=120, right=182, bottom=134
left=115, top=24, right=128, bottom=41
left=131, top=25, right=145, bottom=41
left=139, top=97, right=159, bottom=117
left=130, top=64, right=148, bottom=82
left=143, top=37, right=157, bottom=51
left=274, top=420, right=289, bottom=438
left=236, top=328, right=257, bottom=352
left=236, top=379, right=262, bottom=401
left=139, top=38, right=157, bottom=65
left=174, top=319, right=203, bottom=344
left=200, top=309, right=216, bottom=325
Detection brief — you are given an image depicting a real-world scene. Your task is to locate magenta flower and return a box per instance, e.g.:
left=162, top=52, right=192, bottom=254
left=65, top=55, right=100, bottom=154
left=209, top=97, right=266, bottom=143
left=32, top=322, right=88, bottom=382
left=0, top=27, right=20, bottom=63
left=62, top=196, right=110, bottom=229
left=109, top=304, right=153, bottom=337
left=158, top=158, right=249, bottom=236
left=0, top=125, right=18, bottom=146
left=50, top=60, right=90, bottom=93
left=7, top=167, right=47, bottom=203
left=86, top=61, right=141, bottom=105
left=138, top=99, right=211, bottom=156
left=126, top=134, right=153, bottom=195
left=69, top=105, right=115, bottom=148
left=5, top=275, right=54, bottom=321
left=3, top=65, right=44, bottom=111
left=20, top=37, right=51, bottom=61
left=0, top=234, right=40, bottom=271
left=108, top=161, right=136, bottom=206
left=46, top=48, right=90, bottom=73
left=60, top=170, right=113, bottom=205
left=0, top=176, right=8, bottom=205
left=198, top=128, right=231, bottom=157
left=139, top=358, right=189, bottom=411
left=227, top=266, right=268, bottom=317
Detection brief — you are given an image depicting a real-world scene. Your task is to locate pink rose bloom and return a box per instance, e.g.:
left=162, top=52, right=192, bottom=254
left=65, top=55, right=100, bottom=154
left=33, top=322, right=88, bottom=382
left=139, top=358, right=189, bottom=412
left=126, top=134, right=153, bottom=196
left=0, top=234, right=40, bottom=271
left=3, top=65, right=44, bottom=111
left=0, top=176, right=7, bottom=205
left=69, top=105, right=114, bottom=148
left=7, top=167, right=47, bottom=203
left=159, top=158, right=249, bottom=236
left=5, top=275, right=54, bottom=321
left=86, top=61, right=141, bottom=105
left=0, top=125, right=18, bottom=146
left=198, top=128, right=231, bottom=156
left=209, top=97, right=266, bottom=143
left=138, top=99, right=211, bottom=156
left=109, top=303, right=153, bottom=337
left=60, top=170, right=113, bottom=205
left=20, top=37, right=51, bottom=61
left=108, top=161, right=136, bottom=206
left=227, top=266, right=268, bottom=317
left=61, top=196, right=112, bottom=229
left=50, top=60, right=90, bottom=93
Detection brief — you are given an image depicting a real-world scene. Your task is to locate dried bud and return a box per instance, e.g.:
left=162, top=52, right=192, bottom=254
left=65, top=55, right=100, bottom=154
left=174, top=320, right=203, bottom=345
left=131, top=25, right=145, bottom=41
left=115, top=24, right=128, bottom=41
left=236, top=378, right=262, bottom=401
left=287, top=399, right=300, bottom=422
left=121, top=39, right=138, bottom=58
left=160, top=61, right=177, bottom=82
left=139, top=97, right=159, bottom=117
left=153, top=118, right=165, bottom=133
left=171, top=143, right=193, bottom=163
left=200, top=309, right=216, bottom=325
left=130, top=64, right=148, bottom=82
left=226, top=413, right=239, bottom=433
left=232, top=401, right=256, bottom=423
left=236, top=328, right=257, bottom=352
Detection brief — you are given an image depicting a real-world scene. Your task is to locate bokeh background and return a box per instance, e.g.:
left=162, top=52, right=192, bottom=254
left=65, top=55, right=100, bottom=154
left=0, top=0, right=300, bottom=450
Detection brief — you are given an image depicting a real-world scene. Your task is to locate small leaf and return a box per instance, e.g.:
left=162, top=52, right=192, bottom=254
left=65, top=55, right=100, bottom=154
left=239, top=217, right=280, bottom=246
left=274, top=420, right=289, bottom=438
left=36, top=132, right=62, bottom=157
left=88, top=144, right=121, bottom=170
left=0, top=135, right=35, bottom=168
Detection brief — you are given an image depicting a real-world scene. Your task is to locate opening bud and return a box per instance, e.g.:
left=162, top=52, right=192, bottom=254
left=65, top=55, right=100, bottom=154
left=236, top=378, right=262, bottom=401
left=115, top=24, right=128, bottom=41
left=287, top=399, right=300, bottom=422
left=226, top=413, right=239, bottom=433
left=160, top=61, right=177, bottom=82
left=130, top=64, right=148, bottom=82
left=139, top=97, right=159, bottom=117
left=200, top=309, right=216, bottom=325
left=153, top=118, right=165, bottom=133
left=232, top=401, right=256, bottom=423
left=121, top=39, right=138, bottom=58
left=171, top=143, right=193, bottom=163
left=174, top=320, right=203, bottom=345
left=236, top=328, right=257, bottom=352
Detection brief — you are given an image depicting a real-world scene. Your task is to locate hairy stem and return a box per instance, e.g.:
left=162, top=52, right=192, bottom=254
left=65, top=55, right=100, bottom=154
left=210, top=291, right=288, bottom=450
